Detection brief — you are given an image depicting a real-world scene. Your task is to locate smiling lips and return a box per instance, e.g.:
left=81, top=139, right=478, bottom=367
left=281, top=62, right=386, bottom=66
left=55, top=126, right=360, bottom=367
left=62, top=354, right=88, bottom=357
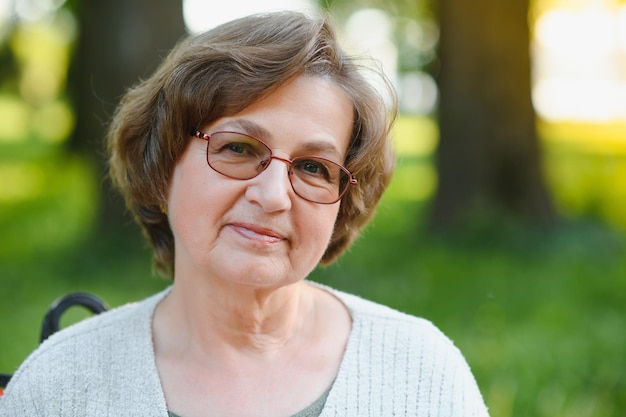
left=229, top=223, right=287, bottom=244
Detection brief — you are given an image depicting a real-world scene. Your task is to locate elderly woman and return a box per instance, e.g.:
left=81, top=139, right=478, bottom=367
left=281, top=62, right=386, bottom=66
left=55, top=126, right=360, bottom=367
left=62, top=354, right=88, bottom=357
left=0, top=11, right=489, bottom=417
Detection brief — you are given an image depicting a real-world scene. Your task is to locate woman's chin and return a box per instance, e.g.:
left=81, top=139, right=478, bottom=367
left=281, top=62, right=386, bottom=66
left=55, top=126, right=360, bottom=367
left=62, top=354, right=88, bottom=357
left=207, top=254, right=296, bottom=289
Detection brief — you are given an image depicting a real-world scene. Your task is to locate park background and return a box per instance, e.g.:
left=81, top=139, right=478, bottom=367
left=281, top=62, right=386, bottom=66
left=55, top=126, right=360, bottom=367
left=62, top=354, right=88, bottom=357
left=1, top=0, right=625, bottom=415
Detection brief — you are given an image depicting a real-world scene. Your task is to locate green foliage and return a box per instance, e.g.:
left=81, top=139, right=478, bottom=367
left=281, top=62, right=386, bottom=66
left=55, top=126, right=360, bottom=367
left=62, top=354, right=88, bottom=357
left=0, top=151, right=98, bottom=259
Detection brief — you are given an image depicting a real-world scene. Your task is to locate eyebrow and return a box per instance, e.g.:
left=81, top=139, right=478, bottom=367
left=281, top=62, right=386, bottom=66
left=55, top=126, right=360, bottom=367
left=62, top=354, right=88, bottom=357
left=220, top=119, right=344, bottom=160
left=225, top=119, right=272, bottom=142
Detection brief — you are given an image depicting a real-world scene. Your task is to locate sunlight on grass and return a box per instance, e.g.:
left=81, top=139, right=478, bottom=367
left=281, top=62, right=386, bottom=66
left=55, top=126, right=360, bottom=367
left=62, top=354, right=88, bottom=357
left=541, top=120, right=626, bottom=230
left=539, top=120, right=626, bottom=155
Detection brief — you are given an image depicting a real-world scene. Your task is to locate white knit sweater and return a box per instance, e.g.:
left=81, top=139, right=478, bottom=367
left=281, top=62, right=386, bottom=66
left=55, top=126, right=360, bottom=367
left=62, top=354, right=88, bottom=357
left=0, top=285, right=489, bottom=416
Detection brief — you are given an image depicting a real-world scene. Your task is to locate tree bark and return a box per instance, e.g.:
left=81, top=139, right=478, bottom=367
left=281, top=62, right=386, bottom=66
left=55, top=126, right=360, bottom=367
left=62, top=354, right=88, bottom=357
left=431, top=0, right=554, bottom=228
left=68, top=0, right=185, bottom=230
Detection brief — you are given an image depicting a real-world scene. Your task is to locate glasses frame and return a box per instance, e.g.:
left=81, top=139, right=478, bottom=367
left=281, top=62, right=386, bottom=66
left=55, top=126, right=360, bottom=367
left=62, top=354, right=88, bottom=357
left=191, top=130, right=357, bottom=204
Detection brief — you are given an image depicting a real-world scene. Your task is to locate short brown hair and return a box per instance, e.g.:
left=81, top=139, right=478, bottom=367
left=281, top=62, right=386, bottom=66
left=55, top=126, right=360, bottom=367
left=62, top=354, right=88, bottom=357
left=107, top=11, right=396, bottom=277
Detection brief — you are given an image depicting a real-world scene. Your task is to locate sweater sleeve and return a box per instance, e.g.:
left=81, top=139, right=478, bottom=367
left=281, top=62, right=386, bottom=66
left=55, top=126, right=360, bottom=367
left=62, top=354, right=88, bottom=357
left=0, top=340, right=73, bottom=417
left=0, top=371, right=44, bottom=417
left=375, top=315, right=490, bottom=416
left=427, top=328, right=490, bottom=417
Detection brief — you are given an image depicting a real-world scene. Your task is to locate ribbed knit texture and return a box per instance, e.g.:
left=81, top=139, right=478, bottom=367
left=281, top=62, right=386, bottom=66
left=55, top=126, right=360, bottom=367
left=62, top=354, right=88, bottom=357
left=0, top=285, right=489, bottom=416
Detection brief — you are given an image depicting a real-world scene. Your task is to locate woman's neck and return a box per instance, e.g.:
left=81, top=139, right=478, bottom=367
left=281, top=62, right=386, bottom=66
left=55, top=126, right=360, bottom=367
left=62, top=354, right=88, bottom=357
left=153, top=278, right=352, bottom=417
left=154, top=277, right=317, bottom=357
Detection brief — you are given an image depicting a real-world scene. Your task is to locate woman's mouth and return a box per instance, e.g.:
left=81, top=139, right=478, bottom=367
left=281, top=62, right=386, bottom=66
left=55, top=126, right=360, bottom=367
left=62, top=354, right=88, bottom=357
left=228, top=224, right=286, bottom=244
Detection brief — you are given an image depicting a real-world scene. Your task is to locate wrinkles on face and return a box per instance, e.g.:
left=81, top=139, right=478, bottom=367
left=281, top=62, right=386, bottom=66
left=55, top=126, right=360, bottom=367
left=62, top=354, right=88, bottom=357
left=167, top=76, right=352, bottom=290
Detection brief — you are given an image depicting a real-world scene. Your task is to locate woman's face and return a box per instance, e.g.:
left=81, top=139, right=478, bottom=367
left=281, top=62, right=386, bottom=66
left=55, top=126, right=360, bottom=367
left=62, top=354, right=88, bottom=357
left=167, top=75, right=354, bottom=288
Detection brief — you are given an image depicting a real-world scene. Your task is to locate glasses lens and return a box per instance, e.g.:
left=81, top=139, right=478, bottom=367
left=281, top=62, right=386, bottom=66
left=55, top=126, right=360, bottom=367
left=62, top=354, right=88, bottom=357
left=206, top=132, right=271, bottom=179
left=290, top=157, right=350, bottom=204
left=203, top=131, right=353, bottom=204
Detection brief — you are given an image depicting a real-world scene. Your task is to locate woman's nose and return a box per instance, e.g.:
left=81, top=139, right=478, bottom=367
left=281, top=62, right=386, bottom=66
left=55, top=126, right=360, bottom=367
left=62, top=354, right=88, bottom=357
left=244, top=158, right=293, bottom=212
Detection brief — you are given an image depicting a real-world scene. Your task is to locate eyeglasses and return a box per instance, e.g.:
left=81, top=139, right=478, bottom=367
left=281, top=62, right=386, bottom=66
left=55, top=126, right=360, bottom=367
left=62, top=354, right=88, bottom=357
left=191, top=130, right=357, bottom=204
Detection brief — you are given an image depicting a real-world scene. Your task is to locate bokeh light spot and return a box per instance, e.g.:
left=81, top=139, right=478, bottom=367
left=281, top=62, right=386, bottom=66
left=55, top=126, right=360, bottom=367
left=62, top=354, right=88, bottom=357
left=33, top=100, right=74, bottom=143
left=0, top=97, right=31, bottom=142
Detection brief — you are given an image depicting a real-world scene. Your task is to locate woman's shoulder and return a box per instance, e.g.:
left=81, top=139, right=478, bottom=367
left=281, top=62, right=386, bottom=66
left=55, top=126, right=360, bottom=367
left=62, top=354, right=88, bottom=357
left=317, top=282, right=445, bottom=336
left=0, top=288, right=171, bottom=414
left=316, top=282, right=477, bottom=376
left=315, top=283, right=490, bottom=416
left=1, top=288, right=170, bottom=408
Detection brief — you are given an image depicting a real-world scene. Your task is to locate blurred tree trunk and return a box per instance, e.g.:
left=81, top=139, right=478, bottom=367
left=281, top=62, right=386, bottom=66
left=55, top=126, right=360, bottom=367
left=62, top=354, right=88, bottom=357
left=431, top=0, right=555, bottom=229
left=68, top=0, right=185, bottom=230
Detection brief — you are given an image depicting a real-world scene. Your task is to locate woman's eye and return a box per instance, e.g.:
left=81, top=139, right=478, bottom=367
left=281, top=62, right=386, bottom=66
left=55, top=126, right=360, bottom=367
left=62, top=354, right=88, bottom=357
left=296, top=159, right=330, bottom=178
left=227, top=143, right=245, bottom=153
left=224, top=142, right=253, bottom=156
left=304, top=161, right=321, bottom=173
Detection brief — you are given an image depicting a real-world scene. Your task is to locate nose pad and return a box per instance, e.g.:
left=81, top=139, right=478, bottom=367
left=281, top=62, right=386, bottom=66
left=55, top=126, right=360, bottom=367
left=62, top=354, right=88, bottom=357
left=245, top=158, right=293, bottom=212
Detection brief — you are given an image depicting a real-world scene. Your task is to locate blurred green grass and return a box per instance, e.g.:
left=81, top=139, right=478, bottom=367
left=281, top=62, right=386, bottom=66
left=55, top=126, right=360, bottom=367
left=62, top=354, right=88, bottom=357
left=1, top=116, right=625, bottom=417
